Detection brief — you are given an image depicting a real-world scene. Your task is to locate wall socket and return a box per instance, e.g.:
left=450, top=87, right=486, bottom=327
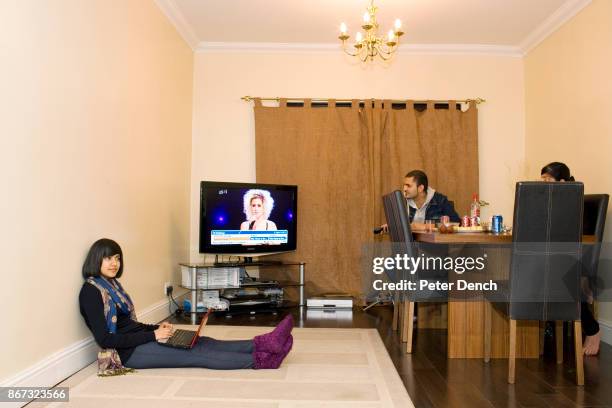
left=164, top=282, right=173, bottom=296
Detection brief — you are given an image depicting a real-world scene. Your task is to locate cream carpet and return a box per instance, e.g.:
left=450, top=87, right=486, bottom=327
left=35, top=326, right=413, bottom=408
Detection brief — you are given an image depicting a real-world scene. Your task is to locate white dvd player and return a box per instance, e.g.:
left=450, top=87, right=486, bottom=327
left=307, top=297, right=353, bottom=309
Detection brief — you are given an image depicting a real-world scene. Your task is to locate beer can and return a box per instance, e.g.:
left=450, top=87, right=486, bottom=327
left=492, top=215, right=503, bottom=233
left=461, top=215, right=471, bottom=227
left=470, top=216, right=479, bottom=227
left=440, top=215, right=450, bottom=225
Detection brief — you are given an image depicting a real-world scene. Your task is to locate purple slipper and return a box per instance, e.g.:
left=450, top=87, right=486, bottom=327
left=253, top=315, right=294, bottom=354
left=253, top=351, right=280, bottom=369
left=280, top=334, right=293, bottom=360
left=253, top=335, right=293, bottom=370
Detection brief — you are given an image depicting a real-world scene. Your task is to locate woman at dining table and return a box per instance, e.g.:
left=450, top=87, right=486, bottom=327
left=540, top=161, right=601, bottom=356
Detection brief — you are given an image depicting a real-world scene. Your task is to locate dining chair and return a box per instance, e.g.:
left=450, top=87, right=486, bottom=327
left=483, top=182, right=585, bottom=385
left=551, top=194, right=609, bottom=363
left=383, top=190, right=448, bottom=353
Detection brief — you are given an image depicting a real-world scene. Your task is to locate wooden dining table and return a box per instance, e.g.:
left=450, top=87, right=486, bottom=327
left=413, top=230, right=595, bottom=243
left=410, top=230, right=595, bottom=358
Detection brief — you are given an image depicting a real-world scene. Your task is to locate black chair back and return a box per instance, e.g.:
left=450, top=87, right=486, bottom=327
left=383, top=190, right=413, bottom=245
left=383, top=190, right=448, bottom=301
left=509, top=182, right=584, bottom=320
left=582, top=194, right=609, bottom=281
left=583, top=194, right=608, bottom=239
left=383, top=190, right=416, bottom=300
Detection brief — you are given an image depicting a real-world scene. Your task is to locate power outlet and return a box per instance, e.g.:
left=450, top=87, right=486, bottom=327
left=164, top=282, right=173, bottom=296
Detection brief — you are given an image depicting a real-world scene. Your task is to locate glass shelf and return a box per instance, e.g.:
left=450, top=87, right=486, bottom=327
left=179, top=261, right=304, bottom=268
left=180, top=280, right=303, bottom=291
left=179, top=261, right=306, bottom=324
left=179, top=300, right=299, bottom=320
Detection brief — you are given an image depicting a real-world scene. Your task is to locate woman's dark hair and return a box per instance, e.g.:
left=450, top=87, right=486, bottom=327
left=82, top=238, right=124, bottom=279
left=405, top=170, right=429, bottom=192
left=541, top=162, right=575, bottom=181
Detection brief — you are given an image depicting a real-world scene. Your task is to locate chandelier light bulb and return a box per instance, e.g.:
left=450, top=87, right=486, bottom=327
left=336, top=0, right=404, bottom=62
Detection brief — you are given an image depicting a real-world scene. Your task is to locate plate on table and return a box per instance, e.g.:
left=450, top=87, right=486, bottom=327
left=453, top=226, right=486, bottom=233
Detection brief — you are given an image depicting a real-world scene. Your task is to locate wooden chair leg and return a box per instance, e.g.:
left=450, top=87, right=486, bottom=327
left=539, top=322, right=545, bottom=356
left=401, top=301, right=409, bottom=342
left=392, top=294, right=399, bottom=331
left=574, top=321, right=585, bottom=386
left=406, top=301, right=415, bottom=354
left=399, top=300, right=405, bottom=339
left=556, top=321, right=564, bottom=364
left=508, top=319, right=517, bottom=384
left=484, top=301, right=492, bottom=363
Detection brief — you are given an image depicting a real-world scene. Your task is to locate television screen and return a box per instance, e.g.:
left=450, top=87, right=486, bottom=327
left=199, top=181, right=298, bottom=255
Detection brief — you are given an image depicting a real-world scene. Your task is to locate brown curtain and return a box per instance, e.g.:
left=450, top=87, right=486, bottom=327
left=254, top=98, right=478, bottom=298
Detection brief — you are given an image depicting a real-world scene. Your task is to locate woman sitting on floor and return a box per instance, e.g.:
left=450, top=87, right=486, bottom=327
left=79, top=238, right=293, bottom=376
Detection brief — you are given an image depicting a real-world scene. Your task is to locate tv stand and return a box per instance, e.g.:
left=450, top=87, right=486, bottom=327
left=213, top=255, right=284, bottom=267
left=179, top=261, right=305, bottom=324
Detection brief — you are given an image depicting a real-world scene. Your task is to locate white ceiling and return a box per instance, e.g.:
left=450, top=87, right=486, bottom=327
left=156, top=0, right=591, bottom=55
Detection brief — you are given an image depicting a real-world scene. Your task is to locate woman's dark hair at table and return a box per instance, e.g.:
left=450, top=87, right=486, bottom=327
left=541, top=162, right=575, bottom=181
left=82, top=238, right=124, bottom=278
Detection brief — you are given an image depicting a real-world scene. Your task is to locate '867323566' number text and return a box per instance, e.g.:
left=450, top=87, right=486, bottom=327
left=0, top=387, right=69, bottom=402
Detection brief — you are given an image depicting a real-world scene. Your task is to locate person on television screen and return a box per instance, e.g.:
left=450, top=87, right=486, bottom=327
left=240, top=189, right=278, bottom=231
left=540, top=161, right=601, bottom=356
left=79, top=238, right=294, bottom=375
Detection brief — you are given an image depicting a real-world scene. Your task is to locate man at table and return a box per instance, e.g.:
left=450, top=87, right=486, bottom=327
left=380, top=170, right=460, bottom=232
left=403, top=170, right=460, bottom=224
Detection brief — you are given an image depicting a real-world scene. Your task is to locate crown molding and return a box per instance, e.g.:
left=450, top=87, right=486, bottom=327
left=398, top=44, right=522, bottom=57
left=196, top=42, right=522, bottom=57
left=196, top=42, right=339, bottom=53
left=519, top=0, right=592, bottom=55
left=153, top=0, right=199, bottom=50
left=157, top=0, right=591, bottom=57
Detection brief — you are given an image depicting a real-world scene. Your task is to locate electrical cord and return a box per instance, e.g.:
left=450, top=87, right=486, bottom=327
left=166, top=288, right=183, bottom=316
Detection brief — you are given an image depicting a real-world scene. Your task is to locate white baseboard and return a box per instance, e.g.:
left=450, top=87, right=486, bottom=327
left=600, top=318, right=612, bottom=346
left=0, top=292, right=188, bottom=407
left=0, top=337, right=99, bottom=408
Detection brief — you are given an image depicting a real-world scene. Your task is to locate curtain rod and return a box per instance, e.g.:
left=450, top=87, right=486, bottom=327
left=241, top=96, right=486, bottom=104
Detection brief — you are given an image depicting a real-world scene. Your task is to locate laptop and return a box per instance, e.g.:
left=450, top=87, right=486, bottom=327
left=158, top=309, right=212, bottom=349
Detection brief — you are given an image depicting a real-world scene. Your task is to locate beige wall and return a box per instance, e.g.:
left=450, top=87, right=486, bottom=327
left=6, top=0, right=608, bottom=383
left=524, top=0, right=612, bottom=324
left=0, top=1, right=193, bottom=381
left=190, top=51, right=526, bottom=260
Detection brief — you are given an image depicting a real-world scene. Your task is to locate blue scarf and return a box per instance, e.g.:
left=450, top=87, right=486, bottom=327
left=87, top=277, right=137, bottom=376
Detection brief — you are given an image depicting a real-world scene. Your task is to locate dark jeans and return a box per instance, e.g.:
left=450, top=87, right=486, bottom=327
left=125, top=336, right=254, bottom=370
left=582, top=302, right=600, bottom=336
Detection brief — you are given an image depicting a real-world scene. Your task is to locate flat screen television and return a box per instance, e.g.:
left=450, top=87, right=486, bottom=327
left=199, top=181, right=298, bottom=256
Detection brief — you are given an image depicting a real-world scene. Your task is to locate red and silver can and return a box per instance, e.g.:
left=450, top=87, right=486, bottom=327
left=440, top=215, right=450, bottom=225
left=470, top=216, right=479, bottom=227
left=461, top=215, right=471, bottom=227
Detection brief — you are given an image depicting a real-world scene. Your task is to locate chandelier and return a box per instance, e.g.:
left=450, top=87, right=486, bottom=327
left=338, top=0, right=404, bottom=62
